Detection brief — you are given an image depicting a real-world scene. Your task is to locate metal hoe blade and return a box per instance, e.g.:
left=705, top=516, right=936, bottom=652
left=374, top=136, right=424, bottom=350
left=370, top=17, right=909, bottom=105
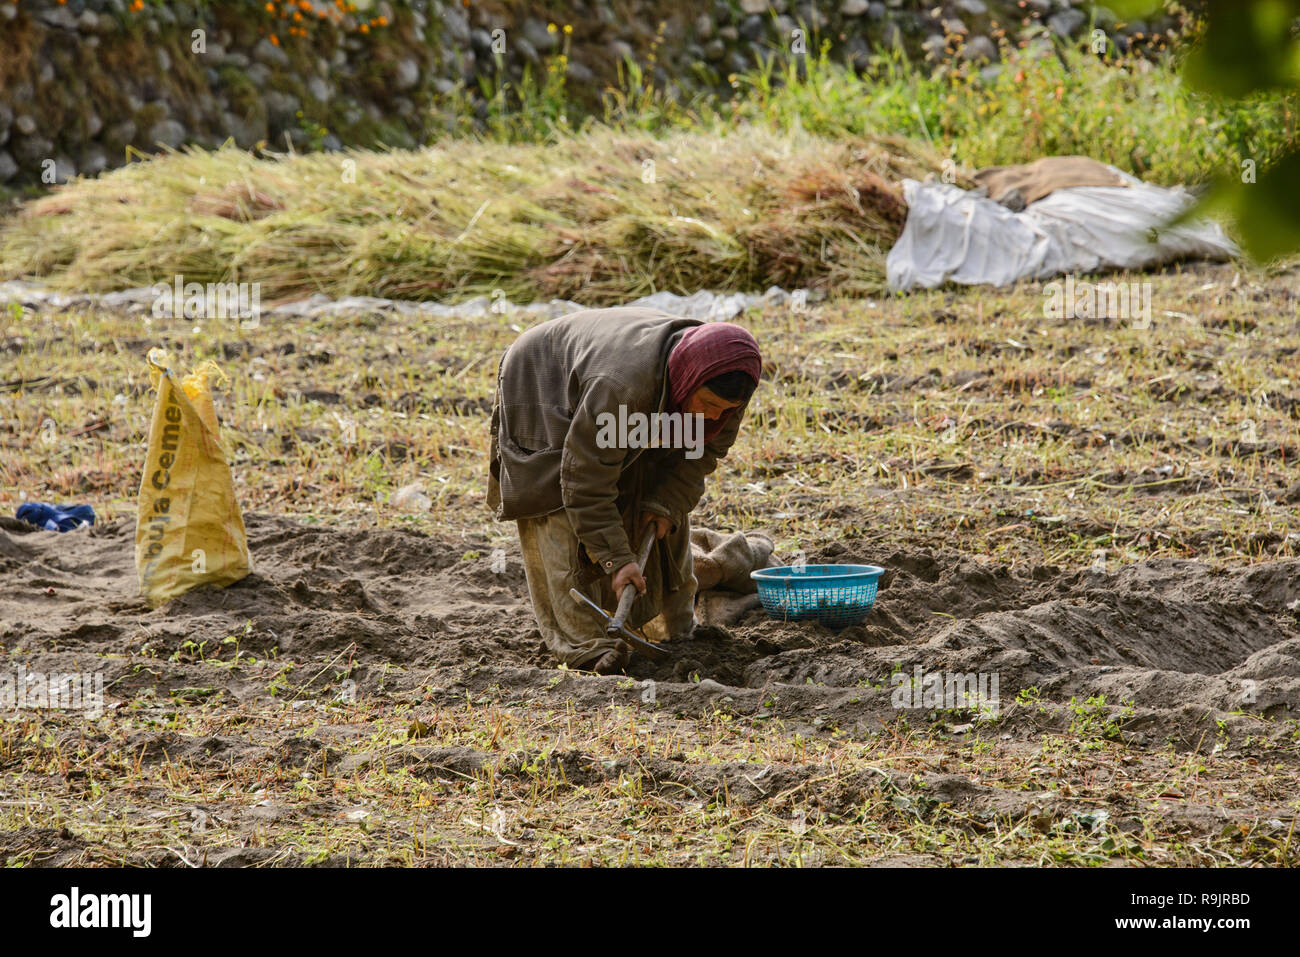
left=568, top=588, right=670, bottom=660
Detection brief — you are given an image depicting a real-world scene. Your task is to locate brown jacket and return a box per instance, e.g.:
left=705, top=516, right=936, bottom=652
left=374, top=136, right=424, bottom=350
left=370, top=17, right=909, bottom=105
left=973, top=156, right=1126, bottom=210
left=488, top=307, right=749, bottom=574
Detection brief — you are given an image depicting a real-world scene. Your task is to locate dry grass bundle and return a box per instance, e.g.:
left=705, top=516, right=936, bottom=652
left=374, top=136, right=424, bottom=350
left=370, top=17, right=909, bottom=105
left=189, top=182, right=285, bottom=221
left=0, top=125, right=945, bottom=303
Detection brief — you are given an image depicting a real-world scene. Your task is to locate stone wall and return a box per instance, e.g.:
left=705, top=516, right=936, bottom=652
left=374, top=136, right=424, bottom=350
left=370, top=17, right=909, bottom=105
left=0, top=0, right=1190, bottom=188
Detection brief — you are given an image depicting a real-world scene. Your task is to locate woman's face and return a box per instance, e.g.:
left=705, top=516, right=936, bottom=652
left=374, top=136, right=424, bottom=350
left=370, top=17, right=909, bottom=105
left=684, top=386, right=743, bottom=421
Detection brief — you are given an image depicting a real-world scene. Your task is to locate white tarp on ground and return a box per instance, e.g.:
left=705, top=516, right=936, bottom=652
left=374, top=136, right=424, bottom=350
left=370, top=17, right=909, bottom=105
left=0, top=281, right=807, bottom=322
left=885, top=169, right=1240, bottom=292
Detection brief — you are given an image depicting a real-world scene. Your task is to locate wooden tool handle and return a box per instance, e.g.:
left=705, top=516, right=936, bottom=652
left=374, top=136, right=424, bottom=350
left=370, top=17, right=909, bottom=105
left=609, top=528, right=656, bottom=631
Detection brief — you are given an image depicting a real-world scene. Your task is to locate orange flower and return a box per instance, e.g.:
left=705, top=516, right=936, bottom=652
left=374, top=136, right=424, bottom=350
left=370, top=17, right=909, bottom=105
left=270, top=33, right=280, bottom=45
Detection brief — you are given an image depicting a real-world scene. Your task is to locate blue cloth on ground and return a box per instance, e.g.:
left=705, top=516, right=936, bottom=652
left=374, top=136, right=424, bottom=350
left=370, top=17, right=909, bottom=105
left=16, top=502, right=96, bottom=532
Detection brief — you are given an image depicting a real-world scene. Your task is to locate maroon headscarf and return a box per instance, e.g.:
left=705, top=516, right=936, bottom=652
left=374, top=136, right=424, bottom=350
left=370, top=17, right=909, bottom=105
left=667, top=322, right=762, bottom=440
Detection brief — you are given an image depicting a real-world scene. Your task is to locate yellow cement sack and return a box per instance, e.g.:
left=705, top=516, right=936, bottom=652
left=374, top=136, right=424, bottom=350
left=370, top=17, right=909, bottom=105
left=136, top=348, right=250, bottom=606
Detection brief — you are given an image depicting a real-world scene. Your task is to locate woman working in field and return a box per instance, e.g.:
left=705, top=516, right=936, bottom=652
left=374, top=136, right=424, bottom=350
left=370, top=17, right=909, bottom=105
left=488, top=308, right=762, bottom=674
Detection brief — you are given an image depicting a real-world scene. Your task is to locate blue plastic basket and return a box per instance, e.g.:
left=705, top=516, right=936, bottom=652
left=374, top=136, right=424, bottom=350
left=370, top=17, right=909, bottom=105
left=750, top=564, right=885, bottom=629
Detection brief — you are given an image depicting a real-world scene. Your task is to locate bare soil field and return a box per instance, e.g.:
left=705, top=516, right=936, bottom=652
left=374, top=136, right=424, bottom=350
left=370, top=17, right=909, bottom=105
left=2, top=264, right=1299, bottom=865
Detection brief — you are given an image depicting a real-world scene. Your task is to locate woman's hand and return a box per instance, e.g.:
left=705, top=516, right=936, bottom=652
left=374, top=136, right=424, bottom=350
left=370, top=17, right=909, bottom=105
left=612, top=561, right=646, bottom=597
left=639, top=511, right=672, bottom=541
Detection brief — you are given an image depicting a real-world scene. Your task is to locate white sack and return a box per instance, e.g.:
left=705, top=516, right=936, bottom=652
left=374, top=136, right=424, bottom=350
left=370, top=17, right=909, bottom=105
left=886, top=170, right=1239, bottom=292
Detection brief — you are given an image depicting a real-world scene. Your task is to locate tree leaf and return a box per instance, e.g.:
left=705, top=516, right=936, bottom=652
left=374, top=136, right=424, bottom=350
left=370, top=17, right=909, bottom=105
left=1183, top=0, right=1300, bottom=97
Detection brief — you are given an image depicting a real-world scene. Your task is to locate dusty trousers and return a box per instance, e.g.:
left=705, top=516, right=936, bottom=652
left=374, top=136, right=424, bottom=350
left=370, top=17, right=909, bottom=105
left=517, top=509, right=697, bottom=668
